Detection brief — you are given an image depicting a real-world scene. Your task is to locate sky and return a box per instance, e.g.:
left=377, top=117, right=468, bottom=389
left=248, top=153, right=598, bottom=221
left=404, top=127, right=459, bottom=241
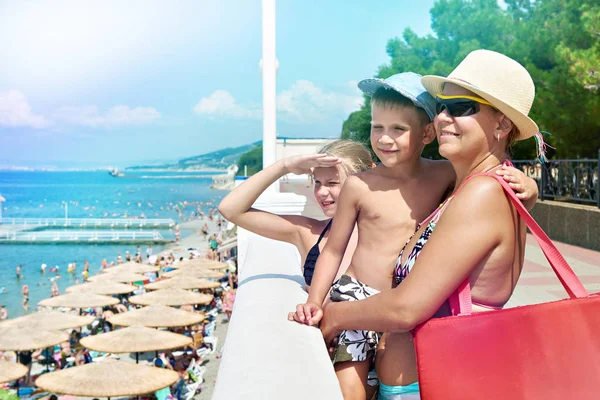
left=0, top=0, right=437, bottom=168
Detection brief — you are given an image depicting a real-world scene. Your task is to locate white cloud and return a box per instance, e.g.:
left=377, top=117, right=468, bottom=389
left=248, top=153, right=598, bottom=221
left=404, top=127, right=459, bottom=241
left=193, top=90, right=261, bottom=119
left=277, top=80, right=362, bottom=123
left=55, top=105, right=161, bottom=128
left=0, top=90, right=50, bottom=128
left=194, top=81, right=362, bottom=124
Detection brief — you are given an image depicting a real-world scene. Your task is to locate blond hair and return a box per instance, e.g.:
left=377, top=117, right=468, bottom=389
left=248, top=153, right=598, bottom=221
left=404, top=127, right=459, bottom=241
left=318, top=139, right=373, bottom=176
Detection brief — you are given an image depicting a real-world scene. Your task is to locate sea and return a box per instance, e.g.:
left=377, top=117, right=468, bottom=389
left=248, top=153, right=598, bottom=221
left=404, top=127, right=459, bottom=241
left=0, top=170, right=226, bottom=318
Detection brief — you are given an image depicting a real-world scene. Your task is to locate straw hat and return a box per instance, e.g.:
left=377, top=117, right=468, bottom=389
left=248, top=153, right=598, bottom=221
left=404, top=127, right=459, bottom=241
left=88, top=272, right=148, bottom=283
left=145, top=276, right=221, bottom=291
left=163, top=268, right=225, bottom=279
left=0, top=360, right=28, bottom=384
left=80, top=325, right=192, bottom=353
left=421, top=49, right=538, bottom=140
left=129, top=288, right=213, bottom=306
left=0, top=326, right=68, bottom=351
left=35, top=359, right=179, bottom=397
left=66, top=281, right=138, bottom=295
left=39, top=292, right=119, bottom=309
left=108, top=304, right=205, bottom=328
left=3, top=310, right=94, bottom=331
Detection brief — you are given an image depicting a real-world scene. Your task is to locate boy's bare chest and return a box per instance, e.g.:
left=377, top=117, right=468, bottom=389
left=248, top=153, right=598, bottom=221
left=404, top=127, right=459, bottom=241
left=358, top=188, right=441, bottom=234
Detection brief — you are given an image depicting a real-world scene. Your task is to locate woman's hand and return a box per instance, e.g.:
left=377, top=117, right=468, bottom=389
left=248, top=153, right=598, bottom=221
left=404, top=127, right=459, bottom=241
left=281, top=154, right=341, bottom=176
left=320, top=303, right=342, bottom=351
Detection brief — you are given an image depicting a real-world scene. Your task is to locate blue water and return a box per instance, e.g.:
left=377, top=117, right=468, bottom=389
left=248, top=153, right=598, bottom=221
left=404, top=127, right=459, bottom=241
left=0, top=171, right=226, bottom=318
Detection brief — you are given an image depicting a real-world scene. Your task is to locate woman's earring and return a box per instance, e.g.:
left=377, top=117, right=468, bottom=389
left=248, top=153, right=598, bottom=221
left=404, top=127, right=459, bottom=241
left=496, top=133, right=500, bottom=142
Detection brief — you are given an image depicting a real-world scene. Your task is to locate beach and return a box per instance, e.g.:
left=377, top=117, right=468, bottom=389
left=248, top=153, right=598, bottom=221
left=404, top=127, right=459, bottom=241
left=1, top=170, right=234, bottom=399
left=164, top=219, right=232, bottom=400
left=12, top=215, right=234, bottom=399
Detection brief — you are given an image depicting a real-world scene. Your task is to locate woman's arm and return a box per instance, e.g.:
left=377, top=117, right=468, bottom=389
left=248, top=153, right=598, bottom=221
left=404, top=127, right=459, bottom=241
left=320, top=177, right=512, bottom=340
left=218, top=154, right=340, bottom=247
left=292, top=175, right=363, bottom=325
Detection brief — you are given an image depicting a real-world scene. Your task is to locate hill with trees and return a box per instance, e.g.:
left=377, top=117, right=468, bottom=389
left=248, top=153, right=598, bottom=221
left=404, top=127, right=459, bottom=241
left=126, top=141, right=261, bottom=171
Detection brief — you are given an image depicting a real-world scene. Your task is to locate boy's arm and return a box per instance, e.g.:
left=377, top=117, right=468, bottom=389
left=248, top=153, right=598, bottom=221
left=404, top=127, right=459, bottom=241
left=292, top=175, right=363, bottom=326
left=439, top=161, right=539, bottom=211
left=495, top=166, right=539, bottom=211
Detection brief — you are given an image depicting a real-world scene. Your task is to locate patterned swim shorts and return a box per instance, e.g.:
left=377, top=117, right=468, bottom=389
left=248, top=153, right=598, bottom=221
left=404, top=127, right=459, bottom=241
left=329, top=274, right=381, bottom=364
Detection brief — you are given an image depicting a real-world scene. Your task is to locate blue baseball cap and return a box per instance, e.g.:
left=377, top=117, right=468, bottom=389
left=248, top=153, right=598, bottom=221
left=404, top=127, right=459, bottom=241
left=358, top=72, right=437, bottom=121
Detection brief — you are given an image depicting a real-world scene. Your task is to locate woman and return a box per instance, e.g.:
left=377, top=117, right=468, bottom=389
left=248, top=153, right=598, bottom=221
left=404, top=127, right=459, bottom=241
left=319, top=50, right=538, bottom=399
left=218, top=139, right=374, bottom=289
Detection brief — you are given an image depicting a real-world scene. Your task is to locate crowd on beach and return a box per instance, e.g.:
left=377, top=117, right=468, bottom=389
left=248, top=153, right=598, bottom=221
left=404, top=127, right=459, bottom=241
left=219, top=50, right=545, bottom=399
left=1, top=210, right=238, bottom=399
left=1, top=207, right=230, bottom=320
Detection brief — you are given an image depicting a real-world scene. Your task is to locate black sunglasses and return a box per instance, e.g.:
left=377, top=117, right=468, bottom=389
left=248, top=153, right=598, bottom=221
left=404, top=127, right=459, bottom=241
left=435, top=95, right=495, bottom=117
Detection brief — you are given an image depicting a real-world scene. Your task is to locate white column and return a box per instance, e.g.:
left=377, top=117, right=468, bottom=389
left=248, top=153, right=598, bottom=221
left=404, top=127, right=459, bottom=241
left=262, top=0, right=278, bottom=192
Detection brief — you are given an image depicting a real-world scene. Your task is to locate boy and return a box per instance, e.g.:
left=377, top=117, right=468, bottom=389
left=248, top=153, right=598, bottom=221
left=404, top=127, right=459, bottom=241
left=291, top=73, right=537, bottom=399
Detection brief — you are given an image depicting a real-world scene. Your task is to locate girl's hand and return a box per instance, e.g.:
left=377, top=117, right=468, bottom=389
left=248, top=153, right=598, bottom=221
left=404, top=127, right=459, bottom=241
left=282, top=154, right=341, bottom=176
left=496, top=166, right=539, bottom=202
left=289, top=302, right=323, bottom=326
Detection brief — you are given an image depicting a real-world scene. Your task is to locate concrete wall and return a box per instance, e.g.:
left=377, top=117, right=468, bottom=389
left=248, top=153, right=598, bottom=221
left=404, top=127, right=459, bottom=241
left=531, top=200, right=600, bottom=251
left=213, top=190, right=343, bottom=400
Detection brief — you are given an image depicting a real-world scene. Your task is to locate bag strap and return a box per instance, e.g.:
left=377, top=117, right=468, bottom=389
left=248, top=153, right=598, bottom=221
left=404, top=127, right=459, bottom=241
left=448, top=172, right=589, bottom=316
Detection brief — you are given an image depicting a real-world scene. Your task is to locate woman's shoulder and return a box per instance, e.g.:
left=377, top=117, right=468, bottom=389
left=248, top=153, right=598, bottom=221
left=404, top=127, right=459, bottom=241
left=453, top=175, right=508, bottom=211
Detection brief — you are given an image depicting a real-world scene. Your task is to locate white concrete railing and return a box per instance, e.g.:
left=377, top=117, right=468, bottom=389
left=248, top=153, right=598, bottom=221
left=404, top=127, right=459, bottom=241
left=0, top=230, right=165, bottom=242
left=0, top=217, right=176, bottom=228
left=213, top=191, right=343, bottom=399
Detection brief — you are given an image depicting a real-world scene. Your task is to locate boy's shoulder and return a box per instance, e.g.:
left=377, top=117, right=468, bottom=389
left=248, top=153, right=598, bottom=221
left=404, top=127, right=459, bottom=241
left=351, top=164, right=390, bottom=182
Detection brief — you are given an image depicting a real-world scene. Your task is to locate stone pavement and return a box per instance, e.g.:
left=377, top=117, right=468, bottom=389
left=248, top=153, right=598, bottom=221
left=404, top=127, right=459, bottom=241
left=507, top=234, right=600, bottom=308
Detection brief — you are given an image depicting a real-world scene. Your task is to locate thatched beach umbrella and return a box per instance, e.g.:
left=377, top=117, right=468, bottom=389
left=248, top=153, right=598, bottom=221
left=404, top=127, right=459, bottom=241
left=102, top=264, right=159, bottom=274
left=198, top=261, right=229, bottom=270
left=145, top=276, right=220, bottom=291
left=2, top=310, right=94, bottom=331
left=36, top=359, right=179, bottom=398
left=0, top=360, right=28, bottom=384
left=80, top=325, right=192, bottom=354
left=129, top=288, right=213, bottom=307
left=108, top=304, right=204, bottom=328
left=0, top=327, right=68, bottom=351
left=66, top=281, right=137, bottom=295
left=39, top=292, right=119, bottom=309
left=88, top=272, right=149, bottom=283
left=163, top=268, right=225, bottom=279
left=174, top=258, right=227, bottom=270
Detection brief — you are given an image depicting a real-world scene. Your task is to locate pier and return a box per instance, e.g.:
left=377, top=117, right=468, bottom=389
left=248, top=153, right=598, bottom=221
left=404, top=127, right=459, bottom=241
left=0, top=230, right=169, bottom=244
left=0, top=217, right=176, bottom=229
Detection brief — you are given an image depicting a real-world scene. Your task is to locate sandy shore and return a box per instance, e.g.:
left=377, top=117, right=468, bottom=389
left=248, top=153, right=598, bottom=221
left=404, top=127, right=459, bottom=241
left=22, top=216, right=232, bottom=399
left=161, top=217, right=231, bottom=400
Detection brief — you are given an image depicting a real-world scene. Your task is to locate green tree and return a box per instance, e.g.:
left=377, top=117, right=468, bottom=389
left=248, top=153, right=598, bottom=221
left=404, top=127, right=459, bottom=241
left=236, top=144, right=263, bottom=176
left=342, top=0, right=600, bottom=159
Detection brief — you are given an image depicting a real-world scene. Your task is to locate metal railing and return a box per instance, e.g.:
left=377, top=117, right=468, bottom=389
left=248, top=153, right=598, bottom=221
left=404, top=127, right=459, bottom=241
left=0, top=230, right=166, bottom=243
left=513, top=150, right=600, bottom=208
left=0, top=217, right=176, bottom=228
